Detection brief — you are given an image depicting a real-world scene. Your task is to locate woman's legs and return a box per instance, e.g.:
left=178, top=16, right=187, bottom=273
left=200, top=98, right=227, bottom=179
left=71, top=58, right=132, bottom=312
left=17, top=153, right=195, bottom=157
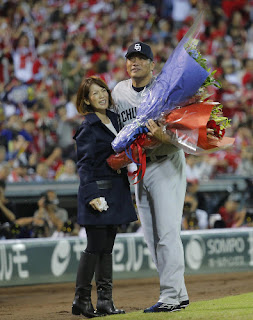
left=85, top=226, right=125, bottom=314
left=72, top=225, right=124, bottom=317
left=85, top=225, right=117, bottom=255
left=72, top=251, right=100, bottom=317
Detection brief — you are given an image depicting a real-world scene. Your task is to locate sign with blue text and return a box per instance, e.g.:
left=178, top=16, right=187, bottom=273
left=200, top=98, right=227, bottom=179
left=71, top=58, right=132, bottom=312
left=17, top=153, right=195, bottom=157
left=0, top=229, right=253, bottom=287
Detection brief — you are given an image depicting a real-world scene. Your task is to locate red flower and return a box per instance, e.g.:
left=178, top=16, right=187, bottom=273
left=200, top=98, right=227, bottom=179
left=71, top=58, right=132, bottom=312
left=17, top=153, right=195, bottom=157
left=207, top=120, right=224, bottom=139
left=207, top=120, right=217, bottom=130
left=220, top=128, right=225, bottom=138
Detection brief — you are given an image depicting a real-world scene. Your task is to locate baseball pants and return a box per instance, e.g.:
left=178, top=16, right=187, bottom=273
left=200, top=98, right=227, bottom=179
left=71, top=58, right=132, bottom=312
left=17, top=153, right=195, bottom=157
left=135, top=149, right=189, bottom=305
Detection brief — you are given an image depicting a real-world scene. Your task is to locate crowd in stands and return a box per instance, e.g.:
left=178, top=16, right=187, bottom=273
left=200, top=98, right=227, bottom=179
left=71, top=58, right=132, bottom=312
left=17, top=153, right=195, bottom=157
left=0, top=0, right=253, bottom=237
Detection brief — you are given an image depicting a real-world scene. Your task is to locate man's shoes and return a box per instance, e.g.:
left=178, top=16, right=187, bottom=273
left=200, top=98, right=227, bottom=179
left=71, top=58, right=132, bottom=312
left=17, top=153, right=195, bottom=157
left=180, top=300, right=190, bottom=309
left=144, top=302, right=181, bottom=313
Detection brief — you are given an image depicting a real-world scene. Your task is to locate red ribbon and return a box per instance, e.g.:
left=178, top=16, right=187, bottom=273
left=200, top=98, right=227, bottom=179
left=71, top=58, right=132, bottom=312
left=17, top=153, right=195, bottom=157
left=106, top=134, right=160, bottom=183
left=130, top=134, right=147, bottom=184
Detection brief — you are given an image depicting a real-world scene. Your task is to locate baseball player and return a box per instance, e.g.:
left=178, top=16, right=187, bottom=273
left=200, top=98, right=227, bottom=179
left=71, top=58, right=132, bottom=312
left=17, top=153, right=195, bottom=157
left=112, top=42, right=189, bottom=313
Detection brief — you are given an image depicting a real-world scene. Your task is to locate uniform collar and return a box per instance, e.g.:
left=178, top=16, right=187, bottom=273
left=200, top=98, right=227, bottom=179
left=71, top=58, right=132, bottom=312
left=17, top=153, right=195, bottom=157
left=130, top=76, right=155, bottom=94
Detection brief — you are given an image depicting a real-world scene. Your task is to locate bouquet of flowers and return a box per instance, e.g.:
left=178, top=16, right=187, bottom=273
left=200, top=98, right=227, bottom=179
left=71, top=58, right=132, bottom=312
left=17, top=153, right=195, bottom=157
left=159, top=102, right=234, bottom=154
left=107, top=11, right=234, bottom=177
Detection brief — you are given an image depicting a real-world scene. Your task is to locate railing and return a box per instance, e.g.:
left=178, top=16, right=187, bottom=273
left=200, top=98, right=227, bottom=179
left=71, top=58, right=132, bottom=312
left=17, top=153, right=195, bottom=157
left=5, top=175, right=250, bottom=198
left=4, top=176, right=251, bottom=218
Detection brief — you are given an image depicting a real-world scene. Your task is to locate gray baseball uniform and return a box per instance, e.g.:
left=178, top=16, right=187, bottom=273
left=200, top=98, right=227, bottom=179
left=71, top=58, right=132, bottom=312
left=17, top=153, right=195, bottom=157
left=112, top=78, right=189, bottom=305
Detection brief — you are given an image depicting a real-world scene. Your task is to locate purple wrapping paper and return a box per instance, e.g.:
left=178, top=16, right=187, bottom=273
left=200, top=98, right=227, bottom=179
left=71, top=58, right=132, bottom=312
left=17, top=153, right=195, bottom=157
left=112, top=11, right=209, bottom=153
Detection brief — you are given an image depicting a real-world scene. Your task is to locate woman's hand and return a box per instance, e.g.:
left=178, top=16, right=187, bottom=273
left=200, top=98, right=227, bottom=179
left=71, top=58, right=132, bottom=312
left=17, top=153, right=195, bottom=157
left=89, top=198, right=103, bottom=212
left=146, top=120, right=171, bottom=144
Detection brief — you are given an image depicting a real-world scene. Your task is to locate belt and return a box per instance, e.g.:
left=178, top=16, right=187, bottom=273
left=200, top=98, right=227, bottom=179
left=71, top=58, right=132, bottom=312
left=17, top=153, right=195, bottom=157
left=146, top=155, right=168, bottom=164
left=96, top=180, right=112, bottom=189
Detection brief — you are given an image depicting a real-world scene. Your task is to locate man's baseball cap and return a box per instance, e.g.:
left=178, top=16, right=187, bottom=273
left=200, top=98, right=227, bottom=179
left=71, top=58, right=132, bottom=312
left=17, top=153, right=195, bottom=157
left=125, top=41, right=153, bottom=60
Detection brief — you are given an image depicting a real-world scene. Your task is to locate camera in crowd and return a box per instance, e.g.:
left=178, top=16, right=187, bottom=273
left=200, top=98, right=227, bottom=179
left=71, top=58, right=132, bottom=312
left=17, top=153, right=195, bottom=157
left=183, top=201, right=199, bottom=229
left=244, top=178, right=253, bottom=225
left=245, top=208, right=253, bottom=225
left=0, top=222, right=21, bottom=239
left=0, top=221, right=48, bottom=239
left=61, top=220, right=74, bottom=234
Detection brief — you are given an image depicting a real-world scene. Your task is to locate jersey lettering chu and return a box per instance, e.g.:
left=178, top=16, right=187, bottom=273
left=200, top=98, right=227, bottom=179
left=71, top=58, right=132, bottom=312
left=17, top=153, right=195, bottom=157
left=112, top=79, right=149, bottom=128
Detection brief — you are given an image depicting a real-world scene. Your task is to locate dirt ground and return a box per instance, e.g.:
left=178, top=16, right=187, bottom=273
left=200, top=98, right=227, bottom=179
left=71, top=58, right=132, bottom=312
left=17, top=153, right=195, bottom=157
left=1, top=271, right=253, bottom=320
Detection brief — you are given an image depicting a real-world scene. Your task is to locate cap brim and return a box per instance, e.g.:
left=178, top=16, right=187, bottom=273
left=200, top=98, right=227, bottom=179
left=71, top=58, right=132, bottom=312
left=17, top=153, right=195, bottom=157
left=125, top=52, right=152, bottom=60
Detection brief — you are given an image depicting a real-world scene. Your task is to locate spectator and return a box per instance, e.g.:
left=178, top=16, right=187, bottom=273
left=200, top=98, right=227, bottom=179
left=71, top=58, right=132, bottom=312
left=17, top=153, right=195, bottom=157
left=19, top=117, right=36, bottom=144
left=0, top=114, right=23, bottom=147
left=0, top=115, right=31, bottom=166
left=216, top=193, right=246, bottom=228
left=35, top=122, right=58, bottom=161
left=234, top=123, right=253, bottom=152
left=17, top=190, right=68, bottom=237
left=7, top=134, right=29, bottom=166
left=56, top=159, right=78, bottom=181
left=55, top=104, right=78, bottom=161
left=7, top=160, right=31, bottom=182
left=241, top=58, right=253, bottom=87
left=35, top=190, right=68, bottom=236
left=222, top=60, right=241, bottom=87
left=0, top=163, right=11, bottom=181
left=12, top=32, right=35, bottom=83
left=33, top=162, right=49, bottom=182
left=182, top=192, right=209, bottom=230
left=236, top=146, right=253, bottom=176
left=32, top=44, right=52, bottom=82
left=65, top=92, right=80, bottom=120
left=61, top=44, right=84, bottom=99
left=0, top=179, right=16, bottom=225
left=171, top=0, right=192, bottom=30
left=0, top=145, right=7, bottom=165
left=185, top=154, right=215, bottom=182
left=46, top=147, right=63, bottom=177
left=0, top=20, right=13, bottom=86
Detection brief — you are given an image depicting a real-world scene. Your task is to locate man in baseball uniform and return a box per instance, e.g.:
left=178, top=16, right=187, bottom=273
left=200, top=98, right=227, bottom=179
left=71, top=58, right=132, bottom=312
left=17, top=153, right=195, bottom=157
left=112, top=42, right=189, bottom=313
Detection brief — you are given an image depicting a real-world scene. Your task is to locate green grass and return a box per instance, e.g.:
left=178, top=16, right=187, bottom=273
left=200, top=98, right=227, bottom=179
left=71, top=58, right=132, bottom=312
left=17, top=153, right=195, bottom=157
left=93, top=292, right=253, bottom=320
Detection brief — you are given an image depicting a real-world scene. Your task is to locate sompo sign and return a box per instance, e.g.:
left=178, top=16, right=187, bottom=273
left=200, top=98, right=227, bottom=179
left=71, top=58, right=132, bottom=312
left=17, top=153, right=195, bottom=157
left=207, top=237, right=245, bottom=254
left=184, top=229, right=253, bottom=273
left=1, top=230, right=253, bottom=287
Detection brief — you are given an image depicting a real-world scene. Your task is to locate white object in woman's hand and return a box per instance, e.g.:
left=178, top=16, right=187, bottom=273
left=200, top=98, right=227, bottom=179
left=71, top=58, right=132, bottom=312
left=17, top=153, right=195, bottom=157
left=89, top=197, right=109, bottom=212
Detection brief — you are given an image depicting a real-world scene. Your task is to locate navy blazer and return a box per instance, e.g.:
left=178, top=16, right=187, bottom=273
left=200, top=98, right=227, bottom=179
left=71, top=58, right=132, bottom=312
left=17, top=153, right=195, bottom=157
left=73, top=110, right=137, bottom=226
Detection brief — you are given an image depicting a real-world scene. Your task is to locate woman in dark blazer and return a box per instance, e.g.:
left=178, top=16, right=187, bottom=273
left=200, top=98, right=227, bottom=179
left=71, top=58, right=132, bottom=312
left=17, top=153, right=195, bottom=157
left=72, top=76, right=137, bottom=318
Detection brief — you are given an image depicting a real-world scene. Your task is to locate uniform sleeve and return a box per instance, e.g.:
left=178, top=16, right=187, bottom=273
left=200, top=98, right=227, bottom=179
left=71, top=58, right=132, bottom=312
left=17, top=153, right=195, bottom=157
left=111, top=86, right=124, bottom=129
left=111, top=88, right=119, bottom=112
left=75, top=123, right=100, bottom=205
